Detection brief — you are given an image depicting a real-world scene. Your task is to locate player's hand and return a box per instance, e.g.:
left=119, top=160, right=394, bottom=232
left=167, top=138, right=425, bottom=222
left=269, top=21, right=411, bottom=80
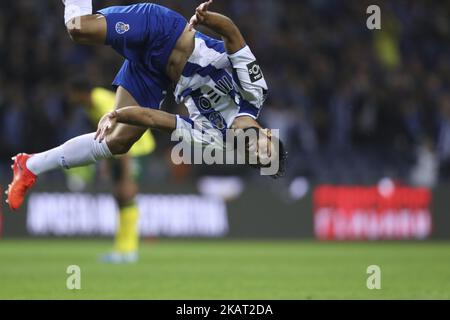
left=189, top=0, right=213, bottom=31
left=95, top=111, right=118, bottom=143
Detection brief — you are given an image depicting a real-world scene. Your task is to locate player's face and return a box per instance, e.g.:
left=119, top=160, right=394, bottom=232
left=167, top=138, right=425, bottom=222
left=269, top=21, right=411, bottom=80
left=245, top=128, right=274, bottom=166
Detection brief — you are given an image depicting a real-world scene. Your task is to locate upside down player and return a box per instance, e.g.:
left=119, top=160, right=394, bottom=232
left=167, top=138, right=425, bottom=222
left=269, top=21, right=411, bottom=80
left=6, top=0, right=287, bottom=211
left=66, top=80, right=156, bottom=263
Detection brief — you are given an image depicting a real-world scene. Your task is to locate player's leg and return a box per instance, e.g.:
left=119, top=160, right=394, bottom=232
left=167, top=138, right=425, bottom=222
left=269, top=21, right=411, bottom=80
left=66, top=14, right=107, bottom=45
left=100, top=156, right=140, bottom=264
left=63, top=0, right=106, bottom=45
left=7, top=1, right=163, bottom=209
left=100, top=88, right=148, bottom=263
left=6, top=87, right=145, bottom=210
left=26, top=87, right=145, bottom=175
left=6, top=130, right=114, bottom=210
left=105, top=87, right=149, bottom=155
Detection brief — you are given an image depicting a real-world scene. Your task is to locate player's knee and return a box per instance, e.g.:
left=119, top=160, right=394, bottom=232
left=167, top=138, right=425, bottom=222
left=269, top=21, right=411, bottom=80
left=106, top=137, right=133, bottom=155
left=109, top=142, right=132, bottom=156
left=117, top=190, right=137, bottom=205
left=114, top=181, right=138, bottom=206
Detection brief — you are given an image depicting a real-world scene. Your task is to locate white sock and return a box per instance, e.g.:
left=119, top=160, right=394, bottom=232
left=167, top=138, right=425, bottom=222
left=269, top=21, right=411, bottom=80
left=27, top=133, right=113, bottom=176
left=64, top=0, right=93, bottom=24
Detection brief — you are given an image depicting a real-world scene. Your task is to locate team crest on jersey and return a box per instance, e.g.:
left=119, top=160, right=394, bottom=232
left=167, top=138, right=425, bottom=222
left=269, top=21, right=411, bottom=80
left=208, top=112, right=226, bottom=130
left=115, top=22, right=130, bottom=34
left=247, top=61, right=263, bottom=83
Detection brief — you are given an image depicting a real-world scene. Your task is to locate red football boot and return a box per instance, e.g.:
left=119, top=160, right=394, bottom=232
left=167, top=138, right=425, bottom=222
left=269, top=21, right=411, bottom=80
left=5, top=153, right=37, bottom=211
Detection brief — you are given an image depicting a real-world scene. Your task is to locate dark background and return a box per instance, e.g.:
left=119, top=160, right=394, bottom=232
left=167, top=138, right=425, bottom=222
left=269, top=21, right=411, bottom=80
left=0, top=0, right=450, bottom=239
left=1, top=0, right=449, bottom=185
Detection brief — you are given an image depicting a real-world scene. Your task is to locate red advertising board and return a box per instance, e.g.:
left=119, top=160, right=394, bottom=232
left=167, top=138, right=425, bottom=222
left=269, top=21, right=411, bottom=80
left=313, top=184, right=432, bottom=240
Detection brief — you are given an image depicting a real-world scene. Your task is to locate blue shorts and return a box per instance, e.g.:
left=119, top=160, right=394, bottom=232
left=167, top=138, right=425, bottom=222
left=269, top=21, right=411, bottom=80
left=98, top=3, right=187, bottom=108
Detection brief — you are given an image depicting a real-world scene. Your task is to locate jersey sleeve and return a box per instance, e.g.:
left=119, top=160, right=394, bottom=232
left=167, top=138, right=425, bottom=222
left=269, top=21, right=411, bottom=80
left=228, top=46, right=268, bottom=119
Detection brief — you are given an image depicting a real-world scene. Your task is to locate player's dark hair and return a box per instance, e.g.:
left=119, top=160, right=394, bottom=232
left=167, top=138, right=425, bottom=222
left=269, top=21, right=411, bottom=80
left=241, top=126, right=288, bottom=179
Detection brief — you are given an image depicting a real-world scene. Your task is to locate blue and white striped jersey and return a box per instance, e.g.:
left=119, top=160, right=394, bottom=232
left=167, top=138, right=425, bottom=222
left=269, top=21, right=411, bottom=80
left=174, top=32, right=268, bottom=134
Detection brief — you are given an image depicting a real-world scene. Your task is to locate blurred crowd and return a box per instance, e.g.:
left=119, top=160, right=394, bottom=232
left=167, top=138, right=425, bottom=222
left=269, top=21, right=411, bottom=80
left=1, top=0, right=450, bottom=187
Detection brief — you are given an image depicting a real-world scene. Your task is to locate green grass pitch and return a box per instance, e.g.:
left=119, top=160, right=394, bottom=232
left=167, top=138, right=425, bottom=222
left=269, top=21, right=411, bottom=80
left=0, top=239, right=449, bottom=299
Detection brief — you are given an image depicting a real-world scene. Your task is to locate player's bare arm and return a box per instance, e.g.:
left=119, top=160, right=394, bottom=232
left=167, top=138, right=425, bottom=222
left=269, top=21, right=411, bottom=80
left=189, top=0, right=246, bottom=54
left=96, top=107, right=176, bottom=143
left=188, top=0, right=262, bottom=131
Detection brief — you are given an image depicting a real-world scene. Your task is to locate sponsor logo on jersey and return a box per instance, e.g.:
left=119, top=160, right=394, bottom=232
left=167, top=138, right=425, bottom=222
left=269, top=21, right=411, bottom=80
left=115, top=22, right=130, bottom=34
left=215, top=76, right=233, bottom=95
left=198, top=96, right=212, bottom=111
left=247, top=61, right=263, bottom=83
